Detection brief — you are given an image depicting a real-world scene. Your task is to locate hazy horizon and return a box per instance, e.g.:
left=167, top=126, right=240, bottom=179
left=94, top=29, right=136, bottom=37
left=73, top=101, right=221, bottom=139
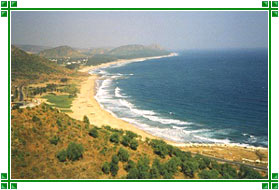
left=12, top=11, right=268, bottom=50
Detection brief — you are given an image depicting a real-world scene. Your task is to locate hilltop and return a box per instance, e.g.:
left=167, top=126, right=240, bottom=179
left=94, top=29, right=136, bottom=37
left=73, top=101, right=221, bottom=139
left=14, top=44, right=51, bottom=54
left=108, top=44, right=169, bottom=58
left=11, top=45, right=72, bottom=85
left=38, top=46, right=86, bottom=59
left=77, top=47, right=112, bottom=57
left=87, top=44, right=170, bottom=66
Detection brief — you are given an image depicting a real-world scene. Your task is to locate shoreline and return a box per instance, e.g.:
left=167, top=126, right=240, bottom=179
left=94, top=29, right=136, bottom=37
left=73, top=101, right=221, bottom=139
left=69, top=53, right=268, bottom=166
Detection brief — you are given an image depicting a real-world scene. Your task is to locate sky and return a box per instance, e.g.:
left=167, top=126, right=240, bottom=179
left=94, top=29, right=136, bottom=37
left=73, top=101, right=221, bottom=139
left=11, top=11, right=268, bottom=50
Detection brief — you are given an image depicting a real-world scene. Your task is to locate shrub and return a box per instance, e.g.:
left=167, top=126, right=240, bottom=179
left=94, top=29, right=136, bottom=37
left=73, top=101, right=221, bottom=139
left=199, top=169, right=220, bottom=179
left=56, top=119, right=62, bottom=127
left=110, top=163, right=119, bottom=177
left=127, top=168, right=139, bottom=179
left=111, top=155, right=119, bottom=164
left=126, top=131, right=137, bottom=139
left=149, top=139, right=169, bottom=158
left=150, top=167, right=160, bottom=179
left=102, top=162, right=110, bottom=174
left=89, top=128, right=98, bottom=138
left=124, top=160, right=136, bottom=172
left=181, top=160, right=199, bottom=178
left=57, top=149, right=67, bottom=162
left=121, top=135, right=131, bottom=146
left=66, top=142, right=84, bottom=161
left=238, top=165, right=263, bottom=179
left=165, top=157, right=180, bottom=175
left=110, top=133, right=119, bottom=144
left=60, top=78, right=68, bottom=82
left=220, top=163, right=238, bottom=179
left=49, top=136, right=60, bottom=145
left=117, top=148, right=129, bottom=162
left=83, top=115, right=90, bottom=124
left=130, top=139, right=139, bottom=150
left=32, top=115, right=40, bottom=122
left=136, top=156, right=150, bottom=179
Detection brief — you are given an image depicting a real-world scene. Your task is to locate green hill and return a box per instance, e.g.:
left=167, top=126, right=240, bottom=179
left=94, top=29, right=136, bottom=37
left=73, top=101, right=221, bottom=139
left=14, top=44, right=51, bottom=54
left=11, top=45, right=70, bottom=84
left=77, top=47, right=112, bottom=56
left=87, top=44, right=170, bottom=66
left=38, top=46, right=86, bottom=58
left=11, top=104, right=265, bottom=179
left=108, top=44, right=169, bottom=58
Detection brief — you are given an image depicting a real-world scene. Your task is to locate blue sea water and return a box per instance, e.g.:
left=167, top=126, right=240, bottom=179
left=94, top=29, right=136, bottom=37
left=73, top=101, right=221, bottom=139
left=91, top=49, right=268, bottom=147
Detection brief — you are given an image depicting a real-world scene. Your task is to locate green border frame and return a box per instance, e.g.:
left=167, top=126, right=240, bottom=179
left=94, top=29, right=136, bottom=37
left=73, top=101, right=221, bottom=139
left=1, top=0, right=279, bottom=189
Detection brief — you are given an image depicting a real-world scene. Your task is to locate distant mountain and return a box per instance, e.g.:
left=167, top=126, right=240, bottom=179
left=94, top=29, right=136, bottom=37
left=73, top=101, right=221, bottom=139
left=107, top=44, right=169, bottom=59
left=77, top=47, right=112, bottom=56
left=11, top=45, right=70, bottom=84
left=38, top=46, right=86, bottom=58
left=14, top=44, right=52, bottom=54
left=87, top=44, right=170, bottom=66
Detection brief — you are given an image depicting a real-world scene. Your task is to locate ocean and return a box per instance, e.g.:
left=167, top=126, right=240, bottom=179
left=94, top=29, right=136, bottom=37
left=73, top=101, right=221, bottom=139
left=90, top=49, right=268, bottom=147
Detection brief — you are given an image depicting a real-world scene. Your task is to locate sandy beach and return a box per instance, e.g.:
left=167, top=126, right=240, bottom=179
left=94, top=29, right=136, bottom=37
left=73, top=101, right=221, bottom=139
left=69, top=54, right=268, bottom=167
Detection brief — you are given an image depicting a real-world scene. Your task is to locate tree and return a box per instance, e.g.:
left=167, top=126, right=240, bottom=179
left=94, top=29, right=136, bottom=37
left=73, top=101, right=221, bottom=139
left=110, top=133, right=119, bottom=144
left=181, top=160, right=199, bottom=178
left=110, top=162, right=119, bottom=177
left=49, top=136, right=60, bottom=145
left=127, top=168, right=139, bottom=179
left=89, top=128, right=98, bottom=138
left=130, top=139, right=139, bottom=150
left=56, top=149, right=67, bottom=162
left=83, top=115, right=90, bottom=125
left=150, top=167, right=160, bottom=179
left=165, top=157, right=180, bottom=175
left=198, top=169, right=220, bottom=179
left=117, top=148, right=129, bottom=162
left=66, top=142, right=84, bottom=161
left=136, top=156, right=150, bottom=179
left=125, top=160, right=136, bottom=172
left=102, top=162, right=110, bottom=174
left=126, top=131, right=137, bottom=139
left=149, top=139, right=169, bottom=158
left=238, top=165, right=263, bottom=179
left=220, top=163, right=238, bottom=179
left=111, top=155, right=119, bottom=164
left=121, top=135, right=131, bottom=147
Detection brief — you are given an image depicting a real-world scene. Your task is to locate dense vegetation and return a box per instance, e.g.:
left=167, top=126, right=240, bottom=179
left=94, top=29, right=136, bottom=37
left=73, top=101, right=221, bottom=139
left=11, top=104, right=266, bottom=179
left=87, top=44, right=170, bottom=66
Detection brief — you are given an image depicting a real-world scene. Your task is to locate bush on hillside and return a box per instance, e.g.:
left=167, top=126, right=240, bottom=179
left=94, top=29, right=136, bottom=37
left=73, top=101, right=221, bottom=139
left=199, top=169, right=220, bottom=179
left=124, top=160, right=136, bottom=172
left=49, top=136, right=60, bottom=145
left=102, top=162, right=110, bottom=174
left=56, top=149, right=67, bottom=162
left=121, top=135, right=131, bottom=146
left=117, top=148, right=129, bottom=162
left=110, top=162, right=119, bottom=177
left=66, top=142, right=84, bottom=161
left=83, top=115, right=90, bottom=124
left=110, top=133, right=119, bottom=144
left=89, top=128, right=98, bottom=138
left=149, top=139, right=169, bottom=158
left=130, top=139, right=139, bottom=150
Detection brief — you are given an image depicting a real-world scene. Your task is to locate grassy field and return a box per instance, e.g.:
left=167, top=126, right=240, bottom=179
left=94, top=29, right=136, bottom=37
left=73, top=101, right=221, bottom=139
left=43, top=94, right=74, bottom=110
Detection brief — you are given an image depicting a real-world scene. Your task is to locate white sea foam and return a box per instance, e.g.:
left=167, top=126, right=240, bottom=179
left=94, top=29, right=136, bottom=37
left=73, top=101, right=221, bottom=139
left=114, top=87, right=123, bottom=98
